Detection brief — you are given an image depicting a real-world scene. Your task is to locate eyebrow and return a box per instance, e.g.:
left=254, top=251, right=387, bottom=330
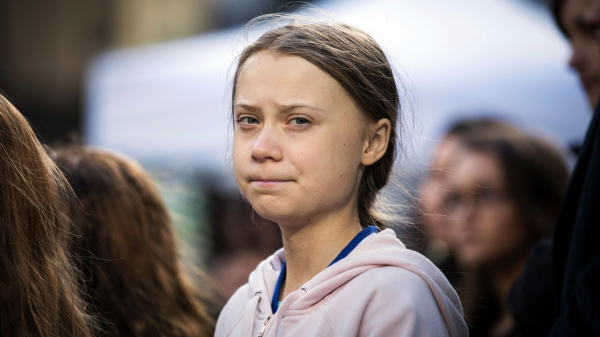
left=234, top=103, right=325, bottom=113
left=234, top=103, right=259, bottom=112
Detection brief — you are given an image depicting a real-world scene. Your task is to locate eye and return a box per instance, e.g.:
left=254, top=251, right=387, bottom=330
left=474, top=189, right=494, bottom=204
left=442, top=192, right=460, bottom=212
left=585, top=23, right=599, bottom=37
left=289, top=117, right=310, bottom=126
left=589, top=23, right=600, bottom=39
left=577, top=20, right=600, bottom=39
left=237, top=116, right=260, bottom=125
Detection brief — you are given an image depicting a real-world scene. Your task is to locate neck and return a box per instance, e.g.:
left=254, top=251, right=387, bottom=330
left=490, top=253, right=527, bottom=310
left=278, top=205, right=362, bottom=299
left=487, top=253, right=528, bottom=336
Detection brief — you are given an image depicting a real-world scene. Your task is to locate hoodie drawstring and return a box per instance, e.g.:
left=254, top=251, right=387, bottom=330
left=241, top=290, right=264, bottom=337
left=257, top=314, right=272, bottom=337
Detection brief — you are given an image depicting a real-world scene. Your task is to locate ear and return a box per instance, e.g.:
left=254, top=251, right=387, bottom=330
left=362, top=118, right=391, bottom=166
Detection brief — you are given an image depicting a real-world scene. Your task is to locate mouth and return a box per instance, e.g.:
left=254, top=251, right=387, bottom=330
left=248, top=178, right=293, bottom=188
left=459, top=232, right=477, bottom=245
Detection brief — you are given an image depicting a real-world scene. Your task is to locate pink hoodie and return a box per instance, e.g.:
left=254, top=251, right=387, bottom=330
left=215, top=229, right=468, bottom=337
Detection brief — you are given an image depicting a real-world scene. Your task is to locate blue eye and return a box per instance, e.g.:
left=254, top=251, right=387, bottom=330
left=238, top=116, right=260, bottom=125
left=289, top=117, right=310, bottom=125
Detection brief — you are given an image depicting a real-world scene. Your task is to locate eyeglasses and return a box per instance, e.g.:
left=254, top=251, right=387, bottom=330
left=442, top=188, right=509, bottom=215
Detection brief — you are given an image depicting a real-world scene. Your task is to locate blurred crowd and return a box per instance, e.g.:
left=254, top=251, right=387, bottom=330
left=1, top=0, right=600, bottom=336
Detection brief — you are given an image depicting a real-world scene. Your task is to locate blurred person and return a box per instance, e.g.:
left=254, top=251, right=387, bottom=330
left=215, top=16, right=467, bottom=337
left=419, top=118, right=521, bottom=269
left=419, top=126, right=464, bottom=258
left=443, top=132, right=569, bottom=336
left=50, top=146, right=216, bottom=337
left=0, top=95, right=94, bottom=337
left=554, top=0, right=600, bottom=108
left=506, top=1, right=600, bottom=335
left=208, top=194, right=282, bottom=298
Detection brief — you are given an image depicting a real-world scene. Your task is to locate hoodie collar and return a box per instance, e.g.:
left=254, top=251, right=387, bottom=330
left=270, top=226, right=378, bottom=314
left=244, top=228, right=464, bottom=336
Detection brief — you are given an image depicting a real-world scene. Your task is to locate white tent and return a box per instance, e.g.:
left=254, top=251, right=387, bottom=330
left=85, top=0, right=591, bottom=189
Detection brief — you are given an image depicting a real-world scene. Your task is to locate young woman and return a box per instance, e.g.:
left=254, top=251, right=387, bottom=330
left=419, top=119, right=520, bottom=258
left=443, top=130, right=568, bottom=336
left=50, top=146, right=216, bottom=337
left=418, top=118, right=522, bottom=285
left=0, top=95, right=94, bottom=337
left=215, top=18, right=468, bottom=336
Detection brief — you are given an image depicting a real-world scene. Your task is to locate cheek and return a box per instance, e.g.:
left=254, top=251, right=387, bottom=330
left=483, top=204, right=525, bottom=238
left=420, top=180, right=446, bottom=213
left=295, top=128, right=362, bottom=184
left=475, top=205, right=529, bottom=258
left=285, top=130, right=363, bottom=212
left=419, top=182, right=452, bottom=238
left=232, top=135, right=251, bottom=183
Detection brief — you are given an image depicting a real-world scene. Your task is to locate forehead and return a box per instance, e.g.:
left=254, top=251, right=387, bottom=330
left=432, top=136, right=462, bottom=169
left=453, top=151, right=504, bottom=189
left=236, top=50, right=345, bottom=103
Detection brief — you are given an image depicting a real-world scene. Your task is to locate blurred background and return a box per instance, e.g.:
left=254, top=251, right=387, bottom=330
left=0, top=0, right=591, bottom=300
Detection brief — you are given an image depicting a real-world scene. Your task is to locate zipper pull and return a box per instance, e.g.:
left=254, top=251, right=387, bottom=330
left=257, top=314, right=272, bottom=337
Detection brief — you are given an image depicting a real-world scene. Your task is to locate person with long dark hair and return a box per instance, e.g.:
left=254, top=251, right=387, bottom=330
left=418, top=118, right=522, bottom=286
left=443, top=129, right=568, bottom=336
left=0, top=95, right=94, bottom=337
left=51, top=146, right=215, bottom=337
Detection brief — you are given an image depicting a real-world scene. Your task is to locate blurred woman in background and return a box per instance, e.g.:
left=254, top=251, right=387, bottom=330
left=443, top=129, right=569, bottom=337
left=418, top=118, right=521, bottom=285
left=51, top=146, right=216, bottom=337
left=0, top=95, right=94, bottom=337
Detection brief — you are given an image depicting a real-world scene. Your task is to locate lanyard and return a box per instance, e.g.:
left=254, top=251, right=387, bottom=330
left=271, top=225, right=378, bottom=313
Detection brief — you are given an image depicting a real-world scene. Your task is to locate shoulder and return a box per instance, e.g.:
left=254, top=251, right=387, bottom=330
left=351, top=267, right=453, bottom=336
left=215, top=283, right=253, bottom=337
left=355, top=266, right=436, bottom=305
left=326, top=266, right=456, bottom=336
left=331, top=266, right=443, bottom=318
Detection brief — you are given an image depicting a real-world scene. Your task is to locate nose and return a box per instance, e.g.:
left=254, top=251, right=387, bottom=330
left=569, top=41, right=586, bottom=72
left=250, top=126, right=283, bottom=163
left=451, top=199, right=477, bottom=224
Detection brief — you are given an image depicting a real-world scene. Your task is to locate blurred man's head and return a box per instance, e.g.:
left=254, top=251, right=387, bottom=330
left=554, top=0, right=600, bottom=108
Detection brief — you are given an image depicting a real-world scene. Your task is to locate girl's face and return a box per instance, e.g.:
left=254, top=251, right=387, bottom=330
left=233, top=50, right=371, bottom=227
left=445, top=151, right=530, bottom=269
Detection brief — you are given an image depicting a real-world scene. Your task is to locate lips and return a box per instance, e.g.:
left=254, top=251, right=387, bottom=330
left=248, top=176, right=293, bottom=184
left=458, top=231, right=477, bottom=245
left=249, top=179, right=292, bottom=189
left=248, top=177, right=293, bottom=182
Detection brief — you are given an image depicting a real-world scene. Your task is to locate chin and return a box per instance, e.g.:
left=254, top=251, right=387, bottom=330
left=250, top=198, right=291, bottom=222
left=252, top=202, right=311, bottom=227
left=456, top=249, right=482, bottom=268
